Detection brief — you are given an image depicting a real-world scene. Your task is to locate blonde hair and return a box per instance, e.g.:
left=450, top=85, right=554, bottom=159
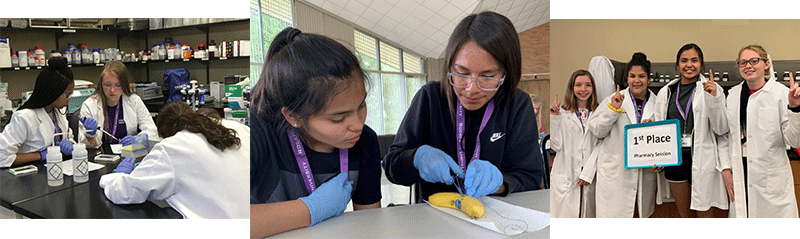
left=91, top=61, right=134, bottom=130
left=737, top=45, right=772, bottom=79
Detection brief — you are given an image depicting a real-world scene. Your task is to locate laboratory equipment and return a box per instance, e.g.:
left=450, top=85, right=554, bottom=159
left=8, top=165, right=38, bottom=176
left=46, top=145, right=63, bottom=186
left=94, top=154, right=120, bottom=163
left=72, top=143, right=89, bottom=183
left=175, top=80, right=208, bottom=110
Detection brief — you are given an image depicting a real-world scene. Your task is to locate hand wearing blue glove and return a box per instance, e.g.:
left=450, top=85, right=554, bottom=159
left=464, top=159, right=503, bottom=198
left=80, top=117, right=98, bottom=137
left=39, top=149, right=47, bottom=164
left=114, top=157, right=136, bottom=174
left=119, top=135, right=135, bottom=146
left=413, top=145, right=463, bottom=185
left=298, top=173, right=353, bottom=226
left=57, top=139, right=73, bottom=155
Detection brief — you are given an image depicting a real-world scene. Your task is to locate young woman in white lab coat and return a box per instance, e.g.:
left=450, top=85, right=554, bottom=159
left=80, top=61, right=157, bottom=149
left=0, top=57, right=86, bottom=167
left=98, top=101, right=249, bottom=219
left=719, top=45, right=800, bottom=218
left=652, top=43, right=729, bottom=218
left=549, top=69, right=600, bottom=218
left=587, top=53, right=660, bottom=218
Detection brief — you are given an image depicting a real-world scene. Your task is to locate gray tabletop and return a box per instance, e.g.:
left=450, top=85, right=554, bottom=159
left=271, top=189, right=550, bottom=238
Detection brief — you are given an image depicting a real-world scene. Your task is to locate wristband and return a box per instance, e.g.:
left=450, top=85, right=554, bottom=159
left=608, top=103, right=624, bottom=113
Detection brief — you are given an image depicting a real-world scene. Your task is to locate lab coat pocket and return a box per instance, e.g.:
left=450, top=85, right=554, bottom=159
left=598, top=152, right=620, bottom=179
left=551, top=173, right=571, bottom=200
left=758, top=108, right=780, bottom=142
left=766, top=167, right=789, bottom=195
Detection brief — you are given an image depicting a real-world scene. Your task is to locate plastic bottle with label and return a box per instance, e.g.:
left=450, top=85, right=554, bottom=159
left=92, top=49, right=100, bottom=64
left=208, top=40, right=217, bottom=58
left=18, top=51, right=28, bottom=67
left=796, top=71, right=800, bottom=81
left=167, top=45, right=175, bottom=60
left=99, top=48, right=105, bottom=63
left=11, top=51, right=18, bottom=67
left=722, top=72, right=729, bottom=82
left=81, top=45, right=91, bottom=64
left=784, top=71, right=791, bottom=81
left=182, top=44, right=191, bottom=59
left=72, top=143, right=89, bottom=183
left=174, top=42, right=182, bottom=59
left=46, top=145, right=63, bottom=186
left=72, top=48, right=81, bottom=64
left=34, top=47, right=45, bottom=66
left=28, top=50, right=36, bottom=67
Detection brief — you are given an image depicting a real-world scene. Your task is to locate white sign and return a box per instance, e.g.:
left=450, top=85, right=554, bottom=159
left=624, top=119, right=682, bottom=169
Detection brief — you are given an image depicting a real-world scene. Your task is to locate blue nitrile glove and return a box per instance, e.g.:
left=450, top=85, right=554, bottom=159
left=413, top=145, right=463, bottom=185
left=298, top=173, right=353, bottom=226
left=114, top=157, right=135, bottom=174
left=120, top=135, right=135, bottom=146
left=80, top=117, right=98, bottom=136
left=39, top=149, right=47, bottom=164
left=57, top=139, right=73, bottom=155
left=464, top=159, right=503, bottom=198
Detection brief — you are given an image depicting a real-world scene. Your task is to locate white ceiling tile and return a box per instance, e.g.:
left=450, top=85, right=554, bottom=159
left=385, top=6, right=408, bottom=22
left=344, top=0, right=370, bottom=15
left=399, top=38, right=415, bottom=48
left=422, top=38, right=439, bottom=51
left=355, top=16, right=377, bottom=30
left=353, top=0, right=373, bottom=6
left=378, top=16, right=399, bottom=30
left=339, top=8, right=361, bottom=23
left=384, top=0, right=400, bottom=6
left=433, top=44, right=446, bottom=56
left=395, top=1, right=417, bottom=14
left=427, top=14, right=449, bottom=30
left=373, top=25, right=391, bottom=39
left=481, top=0, right=500, bottom=10
left=361, top=8, right=384, bottom=25
left=411, top=4, right=435, bottom=22
left=404, top=14, right=425, bottom=28
left=387, top=32, right=405, bottom=44
left=368, top=1, right=393, bottom=15
left=507, top=5, right=523, bottom=20
left=522, top=1, right=538, bottom=13
left=306, top=0, right=325, bottom=8
left=322, top=1, right=344, bottom=15
left=393, top=24, right=414, bottom=38
left=450, top=0, right=478, bottom=12
left=423, top=0, right=448, bottom=12
left=466, top=1, right=479, bottom=13
left=511, top=0, right=527, bottom=9
left=441, top=4, right=464, bottom=22
left=441, top=21, right=457, bottom=34
left=417, top=22, right=438, bottom=38
left=495, top=1, right=513, bottom=14
left=431, top=30, right=450, bottom=43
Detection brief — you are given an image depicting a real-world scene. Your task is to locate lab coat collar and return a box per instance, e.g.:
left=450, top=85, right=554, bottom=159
left=34, top=107, right=66, bottom=146
left=620, top=88, right=654, bottom=124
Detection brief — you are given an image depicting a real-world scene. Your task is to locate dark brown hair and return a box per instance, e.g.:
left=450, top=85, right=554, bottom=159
left=156, top=101, right=241, bottom=151
left=441, top=11, right=521, bottom=117
left=562, top=69, right=599, bottom=112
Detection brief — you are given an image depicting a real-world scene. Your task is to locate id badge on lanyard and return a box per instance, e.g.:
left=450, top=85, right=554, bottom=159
left=676, top=83, right=694, bottom=148
left=287, top=130, right=349, bottom=194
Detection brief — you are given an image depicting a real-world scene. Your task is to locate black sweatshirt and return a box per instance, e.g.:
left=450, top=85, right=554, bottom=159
left=249, top=112, right=382, bottom=206
left=382, top=81, right=544, bottom=201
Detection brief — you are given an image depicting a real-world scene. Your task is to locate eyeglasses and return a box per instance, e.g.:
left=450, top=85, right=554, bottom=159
left=102, top=83, right=122, bottom=89
left=447, top=72, right=505, bottom=91
left=737, top=57, right=764, bottom=68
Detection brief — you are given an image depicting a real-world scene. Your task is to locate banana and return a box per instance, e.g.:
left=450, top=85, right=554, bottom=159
left=429, top=192, right=485, bottom=219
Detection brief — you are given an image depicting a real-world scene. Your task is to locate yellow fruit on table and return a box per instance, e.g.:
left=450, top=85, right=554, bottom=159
left=429, top=192, right=485, bottom=219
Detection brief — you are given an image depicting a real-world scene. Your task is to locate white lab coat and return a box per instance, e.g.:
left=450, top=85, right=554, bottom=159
left=719, top=79, right=800, bottom=218
left=79, top=94, right=158, bottom=147
left=0, top=108, right=75, bottom=167
left=550, top=109, right=599, bottom=218
left=588, top=56, right=617, bottom=100
left=653, top=76, right=730, bottom=211
left=587, top=88, right=660, bottom=218
left=99, top=119, right=250, bottom=219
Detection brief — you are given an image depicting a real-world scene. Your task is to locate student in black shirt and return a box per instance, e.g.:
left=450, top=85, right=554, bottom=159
left=249, top=28, right=381, bottom=238
left=383, top=11, right=544, bottom=202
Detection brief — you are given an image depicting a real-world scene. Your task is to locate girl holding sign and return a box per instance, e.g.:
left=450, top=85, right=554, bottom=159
left=719, top=45, right=800, bottom=218
left=587, top=53, right=660, bottom=218
left=652, top=43, right=729, bottom=218
left=549, top=69, right=601, bottom=218
left=249, top=28, right=382, bottom=237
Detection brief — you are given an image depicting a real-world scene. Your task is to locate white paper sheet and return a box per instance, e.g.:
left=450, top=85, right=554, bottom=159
left=61, top=159, right=105, bottom=176
left=427, top=196, right=550, bottom=235
left=110, top=144, right=122, bottom=154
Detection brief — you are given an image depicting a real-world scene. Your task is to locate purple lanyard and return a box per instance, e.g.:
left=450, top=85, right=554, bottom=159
left=456, top=99, right=495, bottom=172
left=575, top=111, right=589, bottom=133
left=287, top=130, right=348, bottom=194
left=675, top=83, right=695, bottom=122
left=629, top=90, right=647, bottom=123
left=107, top=103, right=121, bottom=141
left=52, top=111, right=61, bottom=142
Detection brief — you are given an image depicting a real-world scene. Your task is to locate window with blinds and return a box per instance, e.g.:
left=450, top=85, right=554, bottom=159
left=250, top=0, right=293, bottom=87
